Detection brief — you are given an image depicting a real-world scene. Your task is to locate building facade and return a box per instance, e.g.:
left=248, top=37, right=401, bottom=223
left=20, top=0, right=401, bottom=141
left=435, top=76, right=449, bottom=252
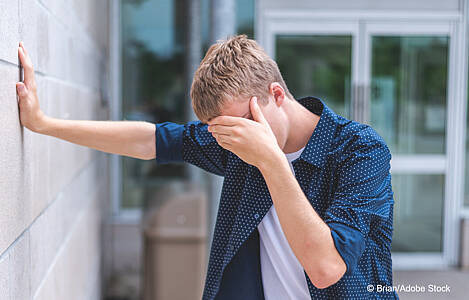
left=113, top=0, right=469, bottom=276
left=0, top=0, right=111, bottom=299
left=255, top=0, right=469, bottom=270
left=1, top=0, right=469, bottom=299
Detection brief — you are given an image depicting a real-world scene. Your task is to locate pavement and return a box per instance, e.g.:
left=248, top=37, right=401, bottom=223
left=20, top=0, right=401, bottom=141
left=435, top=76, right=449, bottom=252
left=393, top=269, right=469, bottom=299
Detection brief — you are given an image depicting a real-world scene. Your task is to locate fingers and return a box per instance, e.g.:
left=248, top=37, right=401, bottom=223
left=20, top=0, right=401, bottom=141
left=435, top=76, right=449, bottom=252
left=207, top=115, right=244, bottom=126
left=212, top=132, right=233, bottom=149
left=16, top=82, right=28, bottom=98
left=209, top=124, right=240, bottom=152
left=249, top=97, right=268, bottom=125
left=18, top=42, right=35, bottom=88
left=19, top=42, right=29, bottom=56
left=208, top=124, right=238, bottom=135
left=213, top=133, right=230, bottom=143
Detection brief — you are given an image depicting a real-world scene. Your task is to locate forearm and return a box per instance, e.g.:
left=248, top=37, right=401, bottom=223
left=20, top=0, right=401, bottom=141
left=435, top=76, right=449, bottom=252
left=258, top=154, right=346, bottom=288
left=36, top=116, right=156, bottom=160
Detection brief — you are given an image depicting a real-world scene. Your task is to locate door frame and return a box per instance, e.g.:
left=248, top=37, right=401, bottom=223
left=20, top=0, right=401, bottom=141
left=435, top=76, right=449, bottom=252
left=256, top=8, right=467, bottom=269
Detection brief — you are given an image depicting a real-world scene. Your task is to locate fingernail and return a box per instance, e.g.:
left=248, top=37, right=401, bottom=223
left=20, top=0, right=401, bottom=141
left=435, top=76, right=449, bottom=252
left=253, top=97, right=257, bottom=103
left=17, top=85, right=24, bottom=92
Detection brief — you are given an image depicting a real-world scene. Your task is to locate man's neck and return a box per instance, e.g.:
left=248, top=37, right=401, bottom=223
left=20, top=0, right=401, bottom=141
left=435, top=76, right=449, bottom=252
left=282, top=98, right=320, bottom=154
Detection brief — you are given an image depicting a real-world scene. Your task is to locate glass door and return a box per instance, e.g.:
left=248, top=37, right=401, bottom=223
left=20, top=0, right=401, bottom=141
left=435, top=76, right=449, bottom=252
left=370, top=36, right=448, bottom=253
left=262, top=16, right=458, bottom=268
left=276, top=35, right=353, bottom=118
left=262, top=20, right=359, bottom=120
left=363, top=23, right=455, bottom=268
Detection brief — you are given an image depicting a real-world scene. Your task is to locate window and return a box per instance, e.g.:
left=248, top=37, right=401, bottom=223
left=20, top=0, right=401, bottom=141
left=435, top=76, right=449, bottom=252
left=120, top=0, right=187, bottom=209
left=276, top=35, right=352, bottom=117
left=119, top=0, right=255, bottom=210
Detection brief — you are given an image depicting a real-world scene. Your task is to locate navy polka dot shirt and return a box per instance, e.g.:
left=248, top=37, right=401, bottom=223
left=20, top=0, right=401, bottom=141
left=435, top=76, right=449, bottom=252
left=155, top=96, right=398, bottom=299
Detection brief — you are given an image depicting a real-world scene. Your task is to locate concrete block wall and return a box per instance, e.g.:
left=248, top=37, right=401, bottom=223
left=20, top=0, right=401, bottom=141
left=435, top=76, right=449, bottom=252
left=0, top=0, right=111, bottom=299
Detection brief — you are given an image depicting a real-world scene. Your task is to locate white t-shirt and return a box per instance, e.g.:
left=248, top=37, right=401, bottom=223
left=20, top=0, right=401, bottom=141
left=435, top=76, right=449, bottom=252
left=257, top=146, right=310, bottom=300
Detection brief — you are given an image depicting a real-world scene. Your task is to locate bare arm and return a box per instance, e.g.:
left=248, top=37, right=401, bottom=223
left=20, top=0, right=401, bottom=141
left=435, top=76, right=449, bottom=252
left=258, top=154, right=346, bottom=289
left=208, top=97, right=346, bottom=289
left=15, top=42, right=156, bottom=160
left=38, top=118, right=156, bottom=160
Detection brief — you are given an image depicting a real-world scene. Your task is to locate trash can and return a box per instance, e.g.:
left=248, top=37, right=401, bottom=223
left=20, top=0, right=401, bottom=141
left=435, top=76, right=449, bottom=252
left=142, top=181, right=208, bottom=300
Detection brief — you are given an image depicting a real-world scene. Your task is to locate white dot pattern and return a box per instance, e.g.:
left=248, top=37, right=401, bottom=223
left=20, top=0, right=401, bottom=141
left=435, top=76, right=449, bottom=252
left=157, top=96, right=398, bottom=299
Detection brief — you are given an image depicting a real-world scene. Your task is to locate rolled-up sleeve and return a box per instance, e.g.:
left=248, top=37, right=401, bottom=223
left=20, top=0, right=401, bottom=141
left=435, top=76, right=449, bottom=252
left=323, top=132, right=393, bottom=275
left=155, top=120, right=228, bottom=176
left=155, top=122, right=185, bottom=164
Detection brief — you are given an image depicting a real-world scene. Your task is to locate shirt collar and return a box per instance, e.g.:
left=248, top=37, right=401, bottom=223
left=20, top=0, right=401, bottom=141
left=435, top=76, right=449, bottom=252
left=295, top=96, right=338, bottom=169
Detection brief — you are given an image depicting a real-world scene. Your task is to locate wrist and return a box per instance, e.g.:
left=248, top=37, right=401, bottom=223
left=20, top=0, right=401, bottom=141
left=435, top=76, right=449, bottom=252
left=33, top=112, right=52, bottom=134
left=257, top=147, right=287, bottom=173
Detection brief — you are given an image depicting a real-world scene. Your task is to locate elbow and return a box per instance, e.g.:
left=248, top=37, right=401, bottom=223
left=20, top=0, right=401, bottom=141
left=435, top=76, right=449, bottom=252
left=139, top=151, right=155, bottom=161
left=134, top=141, right=156, bottom=160
left=141, top=148, right=156, bottom=160
left=306, top=259, right=347, bottom=289
left=139, top=154, right=155, bottom=160
left=137, top=124, right=157, bottom=160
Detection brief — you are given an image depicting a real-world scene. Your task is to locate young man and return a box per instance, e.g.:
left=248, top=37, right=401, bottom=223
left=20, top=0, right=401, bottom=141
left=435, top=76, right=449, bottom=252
left=16, top=35, right=398, bottom=299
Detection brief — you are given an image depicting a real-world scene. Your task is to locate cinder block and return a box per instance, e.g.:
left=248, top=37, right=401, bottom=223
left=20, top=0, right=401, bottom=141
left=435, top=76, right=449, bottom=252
left=41, top=77, right=56, bottom=119
left=30, top=128, right=51, bottom=218
left=19, top=0, right=39, bottom=70
left=0, top=64, right=32, bottom=254
left=30, top=158, right=103, bottom=294
left=30, top=74, right=51, bottom=219
left=34, top=184, right=102, bottom=300
left=70, top=201, right=101, bottom=300
left=30, top=197, right=62, bottom=293
left=47, top=139, right=95, bottom=203
left=18, top=78, right=52, bottom=223
left=0, top=0, right=20, bottom=64
left=36, top=2, right=50, bottom=74
left=19, top=0, right=53, bottom=75
left=92, top=0, right=109, bottom=53
left=70, top=0, right=94, bottom=36
left=0, top=252, right=11, bottom=300
left=9, top=232, right=31, bottom=300
left=44, top=79, right=97, bottom=201
left=39, top=0, right=74, bottom=31
left=1, top=1, right=110, bottom=299
left=47, top=19, right=71, bottom=81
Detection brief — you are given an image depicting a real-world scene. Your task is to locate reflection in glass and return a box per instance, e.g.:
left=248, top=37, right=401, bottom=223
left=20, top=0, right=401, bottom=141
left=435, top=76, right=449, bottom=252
left=236, top=0, right=255, bottom=38
left=120, top=0, right=255, bottom=208
left=121, top=0, right=187, bottom=208
left=370, top=36, right=448, bottom=154
left=391, top=174, right=445, bottom=252
left=201, top=0, right=255, bottom=52
left=276, top=35, right=352, bottom=117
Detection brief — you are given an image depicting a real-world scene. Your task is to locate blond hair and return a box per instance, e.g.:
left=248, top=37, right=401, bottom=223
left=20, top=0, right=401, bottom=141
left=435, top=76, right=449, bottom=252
left=190, top=34, right=294, bottom=123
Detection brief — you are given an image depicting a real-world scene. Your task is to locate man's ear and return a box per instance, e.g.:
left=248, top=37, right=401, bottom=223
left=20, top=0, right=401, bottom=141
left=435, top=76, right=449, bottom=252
left=269, top=82, right=285, bottom=107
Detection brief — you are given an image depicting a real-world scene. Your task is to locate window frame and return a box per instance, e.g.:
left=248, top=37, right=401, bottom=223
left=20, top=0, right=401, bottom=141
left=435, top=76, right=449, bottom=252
left=257, top=4, right=469, bottom=268
left=110, top=0, right=143, bottom=221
